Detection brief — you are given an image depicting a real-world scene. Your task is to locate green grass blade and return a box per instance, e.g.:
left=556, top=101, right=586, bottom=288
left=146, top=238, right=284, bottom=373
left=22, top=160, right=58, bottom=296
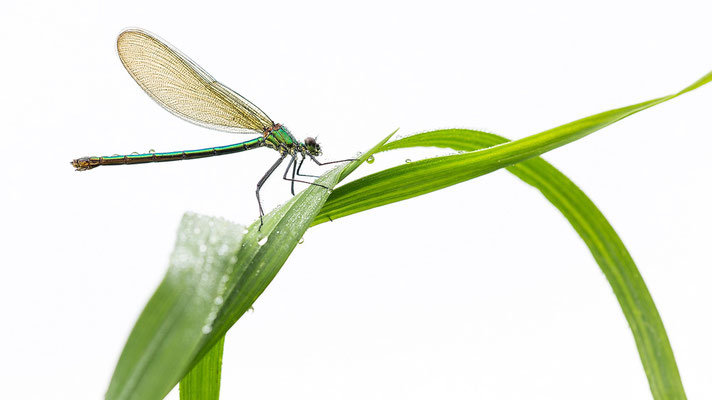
left=313, top=68, right=712, bottom=225
left=179, top=335, right=225, bottom=400
left=184, top=130, right=395, bottom=370
left=106, top=132, right=394, bottom=400
left=361, top=128, right=686, bottom=399
left=105, top=213, right=245, bottom=400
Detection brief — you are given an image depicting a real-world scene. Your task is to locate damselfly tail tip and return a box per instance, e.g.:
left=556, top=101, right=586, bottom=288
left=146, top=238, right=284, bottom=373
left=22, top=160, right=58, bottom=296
left=71, top=157, right=100, bottom=171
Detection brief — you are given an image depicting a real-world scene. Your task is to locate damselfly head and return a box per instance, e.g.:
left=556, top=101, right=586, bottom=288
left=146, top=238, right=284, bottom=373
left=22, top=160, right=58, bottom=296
left=304, top=137, right=322, bottom=156
left=71, top=157, right=100, bottom=171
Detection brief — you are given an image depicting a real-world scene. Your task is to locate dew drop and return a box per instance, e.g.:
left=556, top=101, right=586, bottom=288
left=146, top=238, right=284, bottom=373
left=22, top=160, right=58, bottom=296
left=298, top=237, right=305, bottom=244
left=148, top=149, right=156, bottom=153
left=258, top=236, right=268, bottom=246
left=201, top=325, right=213, bottom=334
left=405, top=159, right=411, bottom=163
left=218, top=243, right=229, bottom=255
left=214, top=296, right=224, bottom=305
left=366, top=155, right=375, bottom=164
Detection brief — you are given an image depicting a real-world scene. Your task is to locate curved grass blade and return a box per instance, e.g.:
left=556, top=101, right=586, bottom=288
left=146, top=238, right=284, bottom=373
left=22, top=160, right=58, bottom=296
left=313, top=68, right=712, bottom=225
left=106, top=132, right=394, bottom=400
left=350, top=128, right=686, bottom=399
left=179, top=335, right=225, bottom=400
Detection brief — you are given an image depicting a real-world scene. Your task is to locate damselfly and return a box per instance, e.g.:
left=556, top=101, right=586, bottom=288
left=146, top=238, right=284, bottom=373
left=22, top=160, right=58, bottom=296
left=72, top=28, right=353, bottom=227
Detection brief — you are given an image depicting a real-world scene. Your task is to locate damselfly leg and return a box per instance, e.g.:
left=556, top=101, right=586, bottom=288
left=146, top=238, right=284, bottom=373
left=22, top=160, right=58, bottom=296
left=256, top=154, right=286, bottom=229
left=282, top=156, right=329, bottom=191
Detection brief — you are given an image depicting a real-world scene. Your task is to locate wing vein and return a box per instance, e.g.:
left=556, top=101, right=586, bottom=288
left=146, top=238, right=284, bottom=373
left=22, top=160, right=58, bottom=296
left=117, top=28, right=274, bottom=134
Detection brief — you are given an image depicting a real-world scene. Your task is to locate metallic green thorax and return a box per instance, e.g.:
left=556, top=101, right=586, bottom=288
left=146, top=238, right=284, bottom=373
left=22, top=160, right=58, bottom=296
left=263, top=125, right=322, bottom=157
left=264, top=125, right=299, bottom=153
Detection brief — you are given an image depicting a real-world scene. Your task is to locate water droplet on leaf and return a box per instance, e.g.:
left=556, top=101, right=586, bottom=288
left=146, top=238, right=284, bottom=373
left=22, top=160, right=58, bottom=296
left=217, top=243, right=229, bottom=255
left=366, top=155, right=375, bottom=164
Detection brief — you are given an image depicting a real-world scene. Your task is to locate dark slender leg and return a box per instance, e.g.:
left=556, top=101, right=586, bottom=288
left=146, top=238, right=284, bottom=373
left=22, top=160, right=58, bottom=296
left=283, top=155, right=329, bottom=190
left=296, top=155, right=319, bottom=178
left=307, top=154, right=357, bottom=166
left=283, top=154, right=356, bottom=195
left=257, top=154, right=286, bottom=229
left=290, top=155, right=297, bottom=195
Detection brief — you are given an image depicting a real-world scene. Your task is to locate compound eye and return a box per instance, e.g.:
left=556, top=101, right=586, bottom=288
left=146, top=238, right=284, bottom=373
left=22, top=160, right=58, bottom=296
left=305, top=137, right=317, bottom=147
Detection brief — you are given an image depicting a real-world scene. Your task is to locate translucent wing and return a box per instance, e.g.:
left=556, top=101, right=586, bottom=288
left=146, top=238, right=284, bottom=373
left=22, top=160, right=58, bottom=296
left=117, top=28, right=274, bottom=133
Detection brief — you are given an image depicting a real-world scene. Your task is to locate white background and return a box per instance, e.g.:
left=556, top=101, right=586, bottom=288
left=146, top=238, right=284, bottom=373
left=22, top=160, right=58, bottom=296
left=2, top=1, right=711, bottom=399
